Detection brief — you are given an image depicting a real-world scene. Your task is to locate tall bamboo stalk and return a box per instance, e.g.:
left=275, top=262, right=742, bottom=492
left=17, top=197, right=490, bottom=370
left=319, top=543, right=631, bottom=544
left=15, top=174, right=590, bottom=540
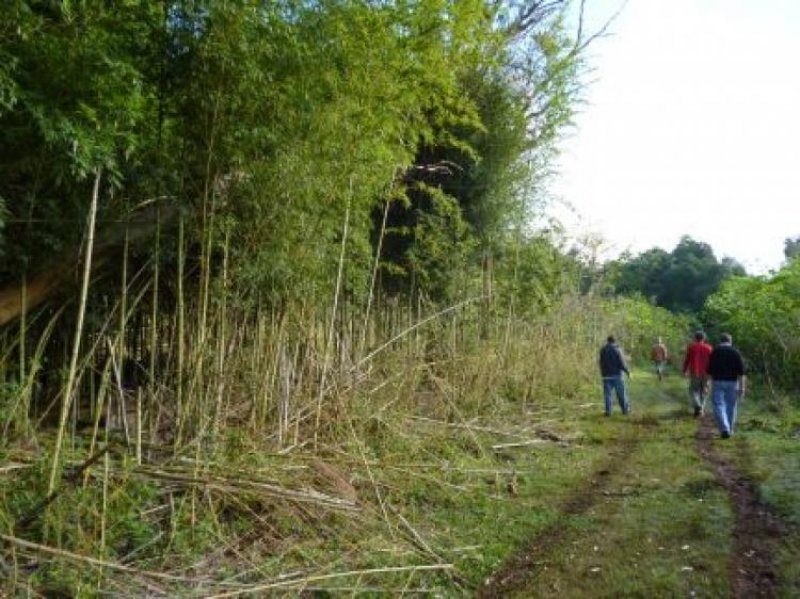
left=360, top=197, right=391, bottom=358
left=313, top=192, right=351, bottom=448
left=198, top=95, right=220, bottom=347
left=211, top=230, right=230, bottom=449
left=149, top=204, right=161, bottom=441
left=175, top=211, right=186, bottom=447
left=117, top=214, right=130, bottom=438
left=47, top=170, right=102, bottom=497
left=16, top=274, right=28, bottom=434
left=19, top=274, right=26, bottom=384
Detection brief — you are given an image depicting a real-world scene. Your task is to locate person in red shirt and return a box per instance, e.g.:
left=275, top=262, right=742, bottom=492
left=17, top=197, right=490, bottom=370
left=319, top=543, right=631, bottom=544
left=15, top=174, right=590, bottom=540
left=682, top=330, right=713, bottom=417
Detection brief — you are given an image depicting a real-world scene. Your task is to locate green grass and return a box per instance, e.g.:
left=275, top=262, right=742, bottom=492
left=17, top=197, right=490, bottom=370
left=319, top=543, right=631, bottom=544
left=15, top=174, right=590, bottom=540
left=500, top=372, right=734, bottom=597
left=374, top=369, right=740, bottom=596
left=458, top=370, right=800, bottom=598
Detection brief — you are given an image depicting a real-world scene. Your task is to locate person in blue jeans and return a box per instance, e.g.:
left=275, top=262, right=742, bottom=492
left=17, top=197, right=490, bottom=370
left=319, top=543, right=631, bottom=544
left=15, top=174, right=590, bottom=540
left=599, top=336, right=631, bottom=416
left=706, top=333, right=746, bottom=439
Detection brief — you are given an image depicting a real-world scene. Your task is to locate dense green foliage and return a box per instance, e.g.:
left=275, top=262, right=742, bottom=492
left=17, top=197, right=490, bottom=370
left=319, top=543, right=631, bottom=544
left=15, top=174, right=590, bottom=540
left=704, top=257, right=800, bottom=388
left=0, top=0, right=583, bottom=308
left=602, top=295, right=691, bottom=363
left=0, top=5, right=592, bottom=589
left=608, top=236, right=745, bottom=313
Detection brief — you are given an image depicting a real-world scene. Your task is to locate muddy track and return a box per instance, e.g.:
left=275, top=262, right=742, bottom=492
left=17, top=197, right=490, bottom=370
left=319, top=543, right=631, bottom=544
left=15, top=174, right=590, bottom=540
left=695, top=416, right=786, bottom=598
left=478, top=434, right=640, bottom=598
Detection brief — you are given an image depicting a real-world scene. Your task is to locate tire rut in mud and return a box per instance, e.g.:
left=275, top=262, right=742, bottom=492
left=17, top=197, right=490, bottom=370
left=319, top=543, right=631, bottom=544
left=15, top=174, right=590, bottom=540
left=478, top=436, right=639, bottom=598
left=695, top=416, right=786, bottom=598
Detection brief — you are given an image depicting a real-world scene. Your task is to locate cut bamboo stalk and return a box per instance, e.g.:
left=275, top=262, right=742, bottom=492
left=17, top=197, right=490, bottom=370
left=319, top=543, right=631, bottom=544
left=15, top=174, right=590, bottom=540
left=206, top=564, right=454, bottom=598
left=491, top=439, right=551, bottom=451
left=0, top=533, right=209, bottom=583
left=346, top=415, right=393, bottom=536
left=407, top=416, right=526, bottom=438
left=129, top=466, right=359, bottom=511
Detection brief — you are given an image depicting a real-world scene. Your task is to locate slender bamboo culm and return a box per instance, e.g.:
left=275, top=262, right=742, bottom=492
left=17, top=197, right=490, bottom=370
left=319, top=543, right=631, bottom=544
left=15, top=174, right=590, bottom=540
left=47, top=170, right=102, bottom=498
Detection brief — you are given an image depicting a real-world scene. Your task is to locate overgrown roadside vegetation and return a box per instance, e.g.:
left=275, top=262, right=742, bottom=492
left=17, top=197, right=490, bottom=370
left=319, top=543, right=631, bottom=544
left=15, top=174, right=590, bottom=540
left=1, top=295, right=798, bottom=596
left=0, top=295, right=690, bottom=595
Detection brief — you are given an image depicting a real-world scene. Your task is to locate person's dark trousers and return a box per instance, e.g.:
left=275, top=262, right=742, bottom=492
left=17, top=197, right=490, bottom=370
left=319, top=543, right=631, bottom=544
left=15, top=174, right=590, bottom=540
left=602, top=375, right=629, bottom=415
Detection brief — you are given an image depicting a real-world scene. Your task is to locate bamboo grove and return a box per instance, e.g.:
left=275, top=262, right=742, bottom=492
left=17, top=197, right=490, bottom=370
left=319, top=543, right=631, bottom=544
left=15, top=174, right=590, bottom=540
left=0, top=1, right=588, bottom=457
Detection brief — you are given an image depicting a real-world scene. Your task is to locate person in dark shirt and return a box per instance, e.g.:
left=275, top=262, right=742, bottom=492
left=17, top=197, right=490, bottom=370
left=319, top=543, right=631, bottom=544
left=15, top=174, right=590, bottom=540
left=706, top=333, right=746, bottom=439
left=599, top=336, right=631, bottom=416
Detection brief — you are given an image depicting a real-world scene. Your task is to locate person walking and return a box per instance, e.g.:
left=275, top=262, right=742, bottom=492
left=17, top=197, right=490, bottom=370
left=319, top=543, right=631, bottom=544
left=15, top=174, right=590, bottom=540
left=682, top=331, right=713, bottom=417
left=650, top=337, right=669, bottom=381
left=706, top=333, right=746, bottom=439
left=599, top=336, right=631, bottom=416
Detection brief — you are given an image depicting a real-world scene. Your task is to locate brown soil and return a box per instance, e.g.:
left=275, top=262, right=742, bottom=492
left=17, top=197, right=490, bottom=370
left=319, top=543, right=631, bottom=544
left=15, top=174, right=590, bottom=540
left=695, top=415, right=786, bottom=598
left=478, top=437, right=638, bottom=598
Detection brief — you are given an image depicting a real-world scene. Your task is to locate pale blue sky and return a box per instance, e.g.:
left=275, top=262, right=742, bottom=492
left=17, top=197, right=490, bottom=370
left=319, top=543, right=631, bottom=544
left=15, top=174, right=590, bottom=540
left=553, top=0, right=800, bottom=273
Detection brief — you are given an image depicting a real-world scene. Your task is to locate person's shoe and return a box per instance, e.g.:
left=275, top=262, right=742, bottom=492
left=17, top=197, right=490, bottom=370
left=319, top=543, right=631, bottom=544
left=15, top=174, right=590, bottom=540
left=694, top=406, right=702, bottom=417
left=721, top=431, right=731, bottom=439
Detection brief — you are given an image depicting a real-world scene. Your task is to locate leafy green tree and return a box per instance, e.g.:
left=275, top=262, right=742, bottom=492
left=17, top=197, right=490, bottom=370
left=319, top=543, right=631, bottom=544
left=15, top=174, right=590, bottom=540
left=705, top=259, right=800, bottom=388
left=610, top=236, right=746, bottom=313
left=612, top=248, right=670, bottom=303
left=377, top=2, right=583, bottom=303
left=784, top=236, right=800, bottom=261
left=0, top=1, right=162, bottom=279
left=494, top=232, right=581, bottom=313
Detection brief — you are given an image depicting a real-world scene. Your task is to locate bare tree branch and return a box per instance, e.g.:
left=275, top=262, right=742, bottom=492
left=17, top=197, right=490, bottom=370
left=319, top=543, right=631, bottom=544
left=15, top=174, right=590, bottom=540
left=572, top=0, right=628, bottom=55
left=502, top=1, right=567, bottom=39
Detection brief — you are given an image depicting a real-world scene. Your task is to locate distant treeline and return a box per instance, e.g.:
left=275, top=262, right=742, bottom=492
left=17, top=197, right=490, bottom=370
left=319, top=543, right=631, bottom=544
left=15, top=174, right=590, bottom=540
left=604, top=234, right=800, bottom=389
left=604, top=236, right=745, bottom=314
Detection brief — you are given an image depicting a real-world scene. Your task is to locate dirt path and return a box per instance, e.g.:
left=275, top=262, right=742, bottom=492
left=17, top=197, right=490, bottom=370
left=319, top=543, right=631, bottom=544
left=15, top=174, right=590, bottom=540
left=695, top=415, right=786, bottom=598
left=478, top=379, right=792, bottom=598
left=478, top=435, right=639, bottom=598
